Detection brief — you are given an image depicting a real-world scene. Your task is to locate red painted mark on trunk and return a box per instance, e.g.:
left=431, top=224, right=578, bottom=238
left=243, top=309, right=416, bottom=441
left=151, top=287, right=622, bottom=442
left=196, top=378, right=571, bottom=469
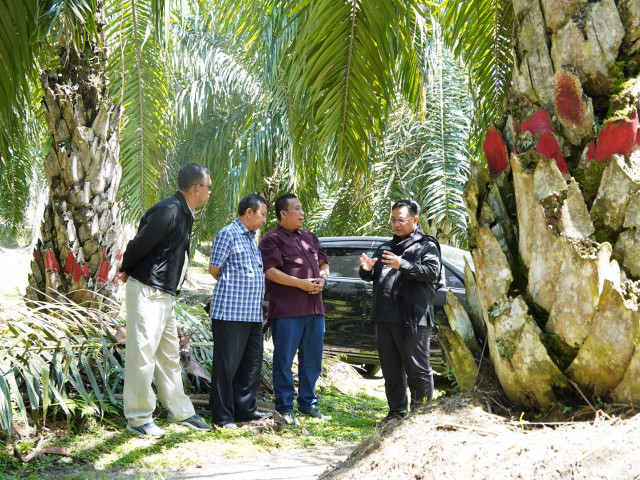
left=593, top=109, right=638, bottom=162
left=536, top=133, right=569, bottom=174
left=517, top=110, right=552, bottom=135
left=97, top=257, right=110, bottom=283
left=65, top=252, right=76, bottom=274
left=555, top=70, right=584, bottom=126
left=585, top=141, right=595, bottom=161
left=44, top=250, right=60, bottom=272
left=34, top=250, right=42, bottom=264
left=81, top=262, right=89, bottom=278
left=73, top=263, right=83, bottom=283
left=483, top=126, right=509, bottom=174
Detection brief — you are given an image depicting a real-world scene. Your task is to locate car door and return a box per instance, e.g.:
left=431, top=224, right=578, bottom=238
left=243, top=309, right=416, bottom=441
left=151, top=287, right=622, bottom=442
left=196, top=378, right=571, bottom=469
left=321, top=245, right=377, bottom=356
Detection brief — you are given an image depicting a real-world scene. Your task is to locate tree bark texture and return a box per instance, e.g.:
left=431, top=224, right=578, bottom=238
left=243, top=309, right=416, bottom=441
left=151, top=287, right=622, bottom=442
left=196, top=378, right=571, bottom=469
left=27, top=6, right=124, bottom=308
left=457, top=0, right=640, bottom=409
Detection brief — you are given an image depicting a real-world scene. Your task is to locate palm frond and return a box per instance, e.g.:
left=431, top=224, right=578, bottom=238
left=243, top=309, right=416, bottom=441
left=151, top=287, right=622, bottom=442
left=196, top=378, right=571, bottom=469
left=39, top=0, right=99, bottom=49
left=313, top=20, right=471, bottom=246
left=437, top=0, right=514, bottom=152
left=0, top=293, right=124, bottom=435
left=106, top=0, right=173, bottom=222
left=283, top=0, right=422, bottom=173
left=169, top=8, right=296, bottom=241
left=0, top=0, right=41, bottom=221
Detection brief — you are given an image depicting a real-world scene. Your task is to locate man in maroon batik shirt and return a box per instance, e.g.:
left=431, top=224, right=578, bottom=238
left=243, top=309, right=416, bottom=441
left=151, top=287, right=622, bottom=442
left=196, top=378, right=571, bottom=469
left=259, top=194, right=329, bottom=426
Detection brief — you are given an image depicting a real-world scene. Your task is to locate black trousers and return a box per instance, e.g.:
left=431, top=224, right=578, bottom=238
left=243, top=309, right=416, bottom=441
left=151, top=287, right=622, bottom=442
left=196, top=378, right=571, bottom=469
left=209, top=320, right=263, bottom=425
left=375, top=322, right=433, bottom=413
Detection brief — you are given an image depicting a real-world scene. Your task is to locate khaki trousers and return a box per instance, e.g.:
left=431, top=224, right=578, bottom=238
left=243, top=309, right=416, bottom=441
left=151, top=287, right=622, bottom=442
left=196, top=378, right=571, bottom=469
left=123, top=278, right=195, bottom=427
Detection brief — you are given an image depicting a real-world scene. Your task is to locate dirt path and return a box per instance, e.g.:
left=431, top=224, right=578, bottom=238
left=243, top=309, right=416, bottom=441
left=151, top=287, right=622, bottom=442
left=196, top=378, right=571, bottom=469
left=166, top=445, right=352, bottom=480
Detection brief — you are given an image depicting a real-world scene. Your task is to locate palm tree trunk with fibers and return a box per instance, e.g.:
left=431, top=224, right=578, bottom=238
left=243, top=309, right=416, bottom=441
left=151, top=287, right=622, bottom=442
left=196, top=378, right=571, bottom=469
left=27, top=4, right=124, bottom=308
left=443, top=0, right=640, bottom=410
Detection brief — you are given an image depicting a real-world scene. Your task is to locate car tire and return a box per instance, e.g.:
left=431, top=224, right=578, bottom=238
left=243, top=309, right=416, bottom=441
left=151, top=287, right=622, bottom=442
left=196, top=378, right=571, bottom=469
left=359, top=364, right=381, bottom=378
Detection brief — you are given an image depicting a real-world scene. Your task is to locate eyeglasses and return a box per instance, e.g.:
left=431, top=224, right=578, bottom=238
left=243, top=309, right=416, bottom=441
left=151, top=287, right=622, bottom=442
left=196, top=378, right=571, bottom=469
left=390, top=216, right=413, bottom=224
left=195, top=184, right=212, bottom=191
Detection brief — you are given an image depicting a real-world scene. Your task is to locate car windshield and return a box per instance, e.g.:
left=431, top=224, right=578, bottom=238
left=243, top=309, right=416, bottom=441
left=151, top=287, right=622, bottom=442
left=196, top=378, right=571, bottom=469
left=441, top=244, right=473, bottom=273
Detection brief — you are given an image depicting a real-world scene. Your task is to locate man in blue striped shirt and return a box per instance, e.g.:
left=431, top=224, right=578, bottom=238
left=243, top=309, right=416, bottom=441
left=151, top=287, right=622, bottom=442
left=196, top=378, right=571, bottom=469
left=208, top=194, right=268, bottom=428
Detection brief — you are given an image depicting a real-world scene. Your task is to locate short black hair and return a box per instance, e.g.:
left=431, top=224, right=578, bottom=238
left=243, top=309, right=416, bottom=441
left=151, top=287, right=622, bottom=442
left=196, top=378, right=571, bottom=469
left=238, top=194, right=267, bottom=216
left=274, top=193, right=297, bottom=221
left=177, top=163, right=210, bottom=190
left=392, top=199, right=420, bottom=216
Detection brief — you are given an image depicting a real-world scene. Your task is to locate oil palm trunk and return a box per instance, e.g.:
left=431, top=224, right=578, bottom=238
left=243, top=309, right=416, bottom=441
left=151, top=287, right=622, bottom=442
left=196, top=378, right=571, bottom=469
left=444, top=0, right=640, bottom=410
left=27, top=4, right=124, bottom=308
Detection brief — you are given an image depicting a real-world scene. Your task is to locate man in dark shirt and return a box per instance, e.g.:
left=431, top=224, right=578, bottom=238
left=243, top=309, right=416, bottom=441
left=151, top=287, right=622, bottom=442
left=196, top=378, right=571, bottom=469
left=359, top=199, right=441, bottom=423
left=259, top=194, right=329, bottom=426
left=119, top=163, right=213, bottom=438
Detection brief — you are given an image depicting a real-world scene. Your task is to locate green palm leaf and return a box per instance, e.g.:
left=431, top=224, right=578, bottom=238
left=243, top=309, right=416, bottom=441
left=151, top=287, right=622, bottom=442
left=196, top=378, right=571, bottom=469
left=0, top=0, right=42, bottom=226
left=0, top=294, right=124, bottom=434
left=437, top=0, right=513, bottom=147
left=283, top=0, right=422, bottom=173
left=106, top=0, right=172, bottom=222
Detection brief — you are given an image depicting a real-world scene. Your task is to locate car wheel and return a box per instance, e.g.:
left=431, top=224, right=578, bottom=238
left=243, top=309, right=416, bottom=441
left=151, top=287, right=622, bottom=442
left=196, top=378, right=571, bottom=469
left=359, top=364, right=381, bottom=378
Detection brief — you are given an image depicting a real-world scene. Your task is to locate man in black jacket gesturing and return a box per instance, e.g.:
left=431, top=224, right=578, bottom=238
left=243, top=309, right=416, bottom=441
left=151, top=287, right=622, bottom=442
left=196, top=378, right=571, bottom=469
left=359, top=199, right=441, bottom=423
left=119, top=163, right=213, bottom=438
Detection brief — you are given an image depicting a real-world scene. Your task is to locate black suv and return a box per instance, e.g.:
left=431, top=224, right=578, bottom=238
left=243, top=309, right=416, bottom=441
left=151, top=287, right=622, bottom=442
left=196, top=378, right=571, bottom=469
left=320, top=236, right=470, bottom=375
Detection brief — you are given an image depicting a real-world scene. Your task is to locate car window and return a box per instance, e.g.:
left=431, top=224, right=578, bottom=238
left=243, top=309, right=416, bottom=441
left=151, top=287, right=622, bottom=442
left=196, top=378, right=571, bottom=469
left=325, top=247, right=375, bottom=278
left=444, top=265, right=464, bottom=288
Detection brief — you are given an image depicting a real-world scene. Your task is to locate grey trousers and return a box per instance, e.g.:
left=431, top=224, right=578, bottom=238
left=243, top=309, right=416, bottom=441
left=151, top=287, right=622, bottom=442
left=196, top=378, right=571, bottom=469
left=375, top=322, right=433, bottom=413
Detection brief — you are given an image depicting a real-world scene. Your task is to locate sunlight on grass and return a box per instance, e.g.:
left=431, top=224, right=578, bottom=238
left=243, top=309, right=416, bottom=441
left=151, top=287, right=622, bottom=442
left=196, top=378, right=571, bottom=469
left=0, top=384, right=391, bottom=479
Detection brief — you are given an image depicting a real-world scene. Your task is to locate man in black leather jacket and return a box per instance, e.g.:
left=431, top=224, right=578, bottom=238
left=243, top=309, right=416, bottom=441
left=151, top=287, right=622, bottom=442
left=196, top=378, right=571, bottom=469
left=119, top=163, right=213, bottom=438
left=359, top=199, right=441, bottom=423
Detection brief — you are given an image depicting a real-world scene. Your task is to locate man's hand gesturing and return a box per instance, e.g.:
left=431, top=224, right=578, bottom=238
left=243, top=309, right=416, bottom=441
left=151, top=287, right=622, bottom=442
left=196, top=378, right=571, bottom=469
left=360, top=253, right=378, bottom=271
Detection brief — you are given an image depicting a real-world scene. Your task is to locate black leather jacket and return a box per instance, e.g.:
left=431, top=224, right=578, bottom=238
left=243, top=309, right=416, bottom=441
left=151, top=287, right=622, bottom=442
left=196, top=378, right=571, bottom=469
left=359, top=231, right=441, bottom=327
left=120, top=192, right=193, bottom=295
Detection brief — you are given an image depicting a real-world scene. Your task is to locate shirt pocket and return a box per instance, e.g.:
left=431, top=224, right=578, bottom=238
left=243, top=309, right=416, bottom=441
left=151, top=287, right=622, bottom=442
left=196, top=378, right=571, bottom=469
left=230, top=244, right=258, bottom=275
left=281, top=247, right=305, bottom=265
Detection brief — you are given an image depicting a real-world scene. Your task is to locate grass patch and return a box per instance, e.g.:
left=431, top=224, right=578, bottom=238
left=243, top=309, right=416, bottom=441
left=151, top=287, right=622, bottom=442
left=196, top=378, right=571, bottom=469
left=0, top=384, right=387, bottom=479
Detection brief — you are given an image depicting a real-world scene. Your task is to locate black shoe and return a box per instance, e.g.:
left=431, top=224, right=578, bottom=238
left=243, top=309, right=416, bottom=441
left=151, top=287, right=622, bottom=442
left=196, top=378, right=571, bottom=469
left=126, top=421, right=166, bottom=438
left=235, top=410, right=272, bottom=422
left=176, top=414, right=213, bottom=432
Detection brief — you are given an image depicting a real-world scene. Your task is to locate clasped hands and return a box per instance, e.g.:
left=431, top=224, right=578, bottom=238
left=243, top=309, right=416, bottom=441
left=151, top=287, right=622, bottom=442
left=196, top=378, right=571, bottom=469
left=302, top=277, right=326, bottom=294
left=360, top=250, right=400, bottom=271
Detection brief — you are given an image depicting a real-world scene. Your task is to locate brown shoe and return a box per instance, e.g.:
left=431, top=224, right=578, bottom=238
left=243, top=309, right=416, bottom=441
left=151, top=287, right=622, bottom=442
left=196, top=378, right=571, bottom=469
left=376, top=410, right=406, bottom=427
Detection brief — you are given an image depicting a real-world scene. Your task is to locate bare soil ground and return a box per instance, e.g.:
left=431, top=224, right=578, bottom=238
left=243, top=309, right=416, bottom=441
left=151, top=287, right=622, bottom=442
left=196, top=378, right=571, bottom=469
left=321, top=395, right=640, bottom=480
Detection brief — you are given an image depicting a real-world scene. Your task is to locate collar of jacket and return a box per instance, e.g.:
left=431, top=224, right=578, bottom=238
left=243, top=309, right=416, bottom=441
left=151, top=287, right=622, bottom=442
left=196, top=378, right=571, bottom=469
left=174, top=191, right=194, bottom=216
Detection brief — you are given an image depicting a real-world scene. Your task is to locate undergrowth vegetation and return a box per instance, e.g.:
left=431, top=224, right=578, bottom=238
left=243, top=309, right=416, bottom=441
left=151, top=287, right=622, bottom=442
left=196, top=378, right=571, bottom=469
left=0, top=290, right=393, bottom=479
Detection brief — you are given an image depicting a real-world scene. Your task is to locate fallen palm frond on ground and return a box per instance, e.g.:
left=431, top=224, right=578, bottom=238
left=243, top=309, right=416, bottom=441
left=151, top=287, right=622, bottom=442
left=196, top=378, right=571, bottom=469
left=0, top=293, right=216, bottom=442
left=0, top=293, right=125, bottom=438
